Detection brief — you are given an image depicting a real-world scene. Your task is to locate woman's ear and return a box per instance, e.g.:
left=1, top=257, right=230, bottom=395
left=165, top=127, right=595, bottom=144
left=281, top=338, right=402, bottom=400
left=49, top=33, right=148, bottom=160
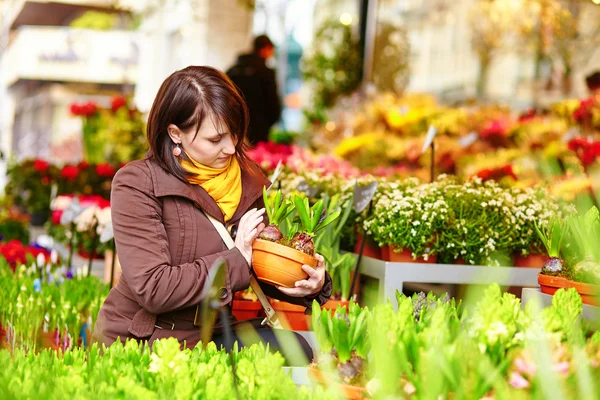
left=167, top=124, right=182, bottom=144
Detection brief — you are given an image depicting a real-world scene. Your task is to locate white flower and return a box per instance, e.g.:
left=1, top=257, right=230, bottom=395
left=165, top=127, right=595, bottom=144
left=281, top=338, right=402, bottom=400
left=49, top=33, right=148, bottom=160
left=50, top=195, right=74, bottom=211
left=486, top=321, right=509, bottom=344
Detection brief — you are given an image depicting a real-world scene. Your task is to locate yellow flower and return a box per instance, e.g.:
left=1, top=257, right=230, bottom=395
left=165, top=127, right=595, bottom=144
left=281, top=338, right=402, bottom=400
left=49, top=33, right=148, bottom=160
left=333, top=133, right=385, bottom=158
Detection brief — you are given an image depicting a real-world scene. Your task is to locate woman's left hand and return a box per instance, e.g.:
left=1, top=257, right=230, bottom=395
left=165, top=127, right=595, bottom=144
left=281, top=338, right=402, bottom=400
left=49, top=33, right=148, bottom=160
left=277, top=254, right=325, bottom=297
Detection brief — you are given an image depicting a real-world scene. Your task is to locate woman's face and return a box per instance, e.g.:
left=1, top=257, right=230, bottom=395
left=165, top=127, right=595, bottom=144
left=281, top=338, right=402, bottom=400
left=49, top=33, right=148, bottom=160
left=169, top=113, right=238, bottom=169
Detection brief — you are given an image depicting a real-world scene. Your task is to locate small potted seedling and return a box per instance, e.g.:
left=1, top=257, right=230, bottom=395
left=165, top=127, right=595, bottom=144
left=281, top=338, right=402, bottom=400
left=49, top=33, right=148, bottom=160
left=308, top=300, right=370, bottom=399
left=252, top=188, right=341, bottom=288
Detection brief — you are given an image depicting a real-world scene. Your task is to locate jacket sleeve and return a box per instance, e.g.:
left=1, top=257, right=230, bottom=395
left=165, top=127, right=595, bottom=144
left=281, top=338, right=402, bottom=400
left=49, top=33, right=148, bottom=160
left=111, top=164, right=250, bottom=315
left=250, top=194, right=332, bottom=308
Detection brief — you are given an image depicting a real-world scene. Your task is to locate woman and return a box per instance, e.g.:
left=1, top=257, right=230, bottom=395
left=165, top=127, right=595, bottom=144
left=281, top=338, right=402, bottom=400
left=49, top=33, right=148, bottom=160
left=92, top=66, right=331, bottom=363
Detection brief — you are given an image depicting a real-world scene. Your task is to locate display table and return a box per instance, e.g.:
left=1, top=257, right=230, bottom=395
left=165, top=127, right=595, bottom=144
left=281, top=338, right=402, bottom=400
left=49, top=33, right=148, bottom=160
left=359, top=256, right=540, bottom=307
left=283, top=367, right=310, bottom=386
left=521, top=288, right=600, bottom=329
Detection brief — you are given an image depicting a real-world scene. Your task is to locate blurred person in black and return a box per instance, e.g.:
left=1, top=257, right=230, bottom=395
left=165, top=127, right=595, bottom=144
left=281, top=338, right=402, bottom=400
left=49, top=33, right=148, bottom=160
left=227, top=35, right=282, bottom=145
left=586, top=71, right=600, bottom=98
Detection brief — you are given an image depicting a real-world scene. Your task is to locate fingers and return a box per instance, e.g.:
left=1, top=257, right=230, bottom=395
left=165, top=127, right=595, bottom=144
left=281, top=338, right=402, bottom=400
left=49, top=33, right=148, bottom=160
left=240, top=209, right=265, bottom=232
left=277, top=286, right=300, bottom=296
left=302, top=265, right=317, bottom=278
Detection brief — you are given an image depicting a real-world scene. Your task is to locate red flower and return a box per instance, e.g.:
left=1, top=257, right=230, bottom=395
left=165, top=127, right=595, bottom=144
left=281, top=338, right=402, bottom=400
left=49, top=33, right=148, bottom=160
left=111, top=96, right=127, bottom=113
left=476, top=164, right=517, bottom=182
left=51, top=210, right=62, bottom=225
left=80, top=194, right=110, bottom=209
left=95, top=163, right=116, bottom=178
left=518, top=108, right=537, bottom=123
left=573, top=98, right=595, bottom=123
left=33, top=159, right=50, bottom=173
left=77, top=161, right=90, bottom=170
left=70, top=101, right=97, bottom=117
left=41, top=176, right=51, bottom=184
left=60, top=165, right=80, bottom=181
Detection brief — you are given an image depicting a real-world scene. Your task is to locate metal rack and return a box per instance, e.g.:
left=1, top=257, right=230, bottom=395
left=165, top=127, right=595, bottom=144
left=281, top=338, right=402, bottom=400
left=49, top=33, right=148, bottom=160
left=359, top=256, right=540, bottom=307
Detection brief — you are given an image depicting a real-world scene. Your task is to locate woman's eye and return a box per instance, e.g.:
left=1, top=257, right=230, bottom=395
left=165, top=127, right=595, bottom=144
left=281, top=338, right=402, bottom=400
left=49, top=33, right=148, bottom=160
left=210, top=137, right=222, bottom=144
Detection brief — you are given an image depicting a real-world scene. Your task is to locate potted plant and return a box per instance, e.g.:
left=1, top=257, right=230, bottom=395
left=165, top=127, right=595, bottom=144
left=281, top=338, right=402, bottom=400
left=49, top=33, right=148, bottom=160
left=315, top=193, right=357, bottom=308
left=252, top=188, right=340, bottom=288
left=364, top=179, right=448, bottom=263
left=309, top=300, right=370, bottom=399
left=537, top=207, right=600, bottom=306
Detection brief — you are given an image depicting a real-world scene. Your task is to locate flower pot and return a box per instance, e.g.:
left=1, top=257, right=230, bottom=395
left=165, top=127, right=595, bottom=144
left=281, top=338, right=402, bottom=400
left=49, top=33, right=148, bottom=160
left=322, top=299, right=350, bottom=311
left=252, top=239, right=317, bottom=288
left=353, top=234, right=382, bottom=260
left=30, top=210, right=49, bottom=227
left=388, top=246, right=437, bottom=264
left=308, top=365, right=367, bottom=400
left=39, top=328, right=61, bottom=350
left=538, top=273, right=600, bottom=306
left=514, top=253, right=546, bottom=269
left=103, top=250, right=122, bottom=287
left=231, top=299, right=265, bottom=321
left=270, top=299, right=310, bottom=331
left=572, top=280, right=600, bottom=306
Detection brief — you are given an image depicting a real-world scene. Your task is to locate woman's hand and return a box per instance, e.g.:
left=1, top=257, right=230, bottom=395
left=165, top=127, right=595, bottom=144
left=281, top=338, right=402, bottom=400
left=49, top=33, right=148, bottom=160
left=277, top=254, right=325, bottom=297
left=235, top=208, right=265, bottom=266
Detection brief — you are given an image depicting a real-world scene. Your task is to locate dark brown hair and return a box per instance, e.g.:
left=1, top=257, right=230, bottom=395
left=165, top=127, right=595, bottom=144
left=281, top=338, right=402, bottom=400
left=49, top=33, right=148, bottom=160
left=146, top=65, right=252, bottom=181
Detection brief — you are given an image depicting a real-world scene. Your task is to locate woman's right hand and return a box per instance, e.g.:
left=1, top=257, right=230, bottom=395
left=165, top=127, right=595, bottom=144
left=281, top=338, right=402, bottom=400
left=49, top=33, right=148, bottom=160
left=234, top=208, right=266, bottom=266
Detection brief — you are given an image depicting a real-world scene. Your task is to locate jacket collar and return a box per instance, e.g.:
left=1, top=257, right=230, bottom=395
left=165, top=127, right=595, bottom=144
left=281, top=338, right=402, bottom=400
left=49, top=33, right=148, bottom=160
left=145, top=157, right=269, bottom=224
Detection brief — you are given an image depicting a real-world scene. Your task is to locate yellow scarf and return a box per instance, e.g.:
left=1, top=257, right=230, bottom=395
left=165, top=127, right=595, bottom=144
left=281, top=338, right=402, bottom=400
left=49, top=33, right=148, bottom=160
left=180, top=154, right=242, bottom=221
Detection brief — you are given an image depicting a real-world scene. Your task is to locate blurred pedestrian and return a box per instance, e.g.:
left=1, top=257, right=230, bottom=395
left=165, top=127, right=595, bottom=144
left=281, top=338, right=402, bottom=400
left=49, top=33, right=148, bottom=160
left=586, top=70, right=600, bottom=98
left=227, top=35, right=282, bottom=145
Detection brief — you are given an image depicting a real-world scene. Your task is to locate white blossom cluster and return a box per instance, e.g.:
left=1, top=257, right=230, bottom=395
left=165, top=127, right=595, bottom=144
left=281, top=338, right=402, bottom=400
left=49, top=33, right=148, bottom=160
left=362, top=175, right=572, bottom=264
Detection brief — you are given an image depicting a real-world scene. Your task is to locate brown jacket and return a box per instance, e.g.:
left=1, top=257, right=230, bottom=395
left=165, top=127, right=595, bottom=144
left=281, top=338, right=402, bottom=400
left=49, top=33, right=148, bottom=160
left=92, top=157, right=332, bottom=348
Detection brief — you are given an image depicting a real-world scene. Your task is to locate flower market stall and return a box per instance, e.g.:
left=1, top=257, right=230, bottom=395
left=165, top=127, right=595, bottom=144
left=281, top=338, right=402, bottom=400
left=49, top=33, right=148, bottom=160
left=2, top=87, right=600, bottom=400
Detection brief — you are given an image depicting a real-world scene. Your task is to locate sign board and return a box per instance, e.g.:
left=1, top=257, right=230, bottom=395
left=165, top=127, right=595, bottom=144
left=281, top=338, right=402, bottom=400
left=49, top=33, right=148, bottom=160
left=4, top=27, right=139, bottom=87
left=267, top=161, right=283, bottom=192
left=458, top=132, right=479, bottom=148
left=421, top=125, right=438, bottom=154
left=353, top=181, right=378, bottom=213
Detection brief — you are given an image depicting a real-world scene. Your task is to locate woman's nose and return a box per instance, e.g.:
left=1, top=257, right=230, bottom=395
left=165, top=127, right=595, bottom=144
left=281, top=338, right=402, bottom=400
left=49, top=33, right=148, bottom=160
left=223, top=135, right=236, bottom=155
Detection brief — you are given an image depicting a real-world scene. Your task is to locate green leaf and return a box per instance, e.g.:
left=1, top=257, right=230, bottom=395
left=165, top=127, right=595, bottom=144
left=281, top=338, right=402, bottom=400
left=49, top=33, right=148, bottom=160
left=315, top=210, right=342, bottom=233
left=311, top=200, right=325, bottom=232
left=293, top=196, right=312, bottom=232
left=263, top=187, right=273, bottom=222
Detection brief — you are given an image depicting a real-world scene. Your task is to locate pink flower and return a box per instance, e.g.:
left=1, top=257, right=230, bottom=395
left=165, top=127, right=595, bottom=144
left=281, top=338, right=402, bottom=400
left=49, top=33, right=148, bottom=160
left=509, top=372, right=530, bottom=389
left=514, top=357, right=536, bottom=376
left=552, top=361, right=570, bottom=376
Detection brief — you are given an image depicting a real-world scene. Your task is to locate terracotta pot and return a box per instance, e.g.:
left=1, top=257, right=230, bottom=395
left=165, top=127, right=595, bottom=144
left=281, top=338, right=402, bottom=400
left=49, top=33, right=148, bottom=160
left=570, top=280, right=600, bottom=306
left=453, top=258, right=466, bottom=265
left=252, top=239, right=317, bottom=288
left=270, top=300, right=310, bottom=331
left=388, top=246, right=437, bottom=264
left=354, top=233, right=382, bottom=260
left=538, top=273, right=600, bottom=306
left=308, top=365, right=367, bottom=400
left=514, top=253, right=546, bottom=269
left=39, top=328, right=61, bottom=350
left=322, top=299, right=350, bottom=311
left=231, top=299, right=265, bottom=321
